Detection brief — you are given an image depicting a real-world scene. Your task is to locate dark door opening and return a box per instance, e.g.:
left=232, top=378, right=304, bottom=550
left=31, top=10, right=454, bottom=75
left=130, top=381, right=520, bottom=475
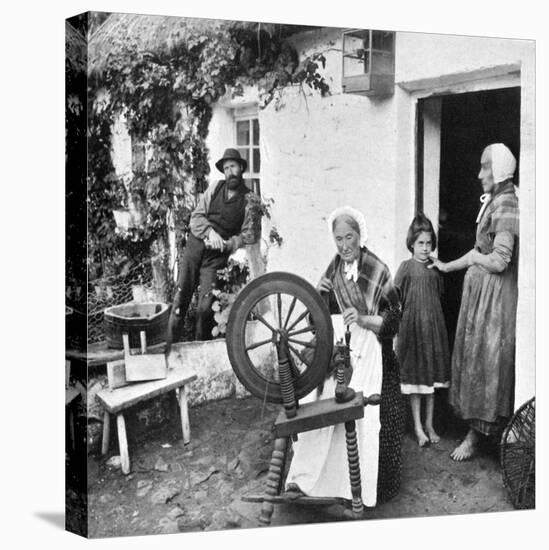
left=425, top=87, right=521, bottom=349
left=416, top=87, right=520, bottom=433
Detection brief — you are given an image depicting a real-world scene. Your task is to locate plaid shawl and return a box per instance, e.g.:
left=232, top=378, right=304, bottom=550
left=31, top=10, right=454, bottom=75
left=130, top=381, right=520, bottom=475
left=476, top=180, right=519, bottom=256
left=323, top=247, right=401, bottom=339
left=478, top=180, right=519, bottom=235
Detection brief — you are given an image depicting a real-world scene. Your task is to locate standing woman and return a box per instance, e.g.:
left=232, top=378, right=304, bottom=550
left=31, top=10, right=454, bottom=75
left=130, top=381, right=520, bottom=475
left=285, top=206, right=404, bottom=506
left=430, top=143, right=519, bottom=461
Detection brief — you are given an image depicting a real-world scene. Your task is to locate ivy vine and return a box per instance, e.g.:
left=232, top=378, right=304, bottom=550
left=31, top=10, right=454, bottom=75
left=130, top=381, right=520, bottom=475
left=88, top=18, right=330, bottom=289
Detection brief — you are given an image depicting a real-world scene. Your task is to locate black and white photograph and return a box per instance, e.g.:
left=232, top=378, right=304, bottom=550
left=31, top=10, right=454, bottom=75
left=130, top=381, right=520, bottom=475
left=63, top=6, right=539, bottom=539
left=4, top=1, right=545, bottom=549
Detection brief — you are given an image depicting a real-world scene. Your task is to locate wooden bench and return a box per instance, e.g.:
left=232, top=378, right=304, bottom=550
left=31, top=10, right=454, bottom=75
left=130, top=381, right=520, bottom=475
left=96, top=363, right=197, bottom=474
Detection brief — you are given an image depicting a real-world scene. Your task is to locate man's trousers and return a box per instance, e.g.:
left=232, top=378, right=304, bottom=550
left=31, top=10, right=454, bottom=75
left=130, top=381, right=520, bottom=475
left=167, top=233, right=229, bottom=342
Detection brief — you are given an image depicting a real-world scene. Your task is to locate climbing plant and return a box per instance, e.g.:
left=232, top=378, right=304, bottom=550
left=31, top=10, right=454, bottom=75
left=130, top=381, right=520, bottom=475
left=88, top=18, right=330, bottom=292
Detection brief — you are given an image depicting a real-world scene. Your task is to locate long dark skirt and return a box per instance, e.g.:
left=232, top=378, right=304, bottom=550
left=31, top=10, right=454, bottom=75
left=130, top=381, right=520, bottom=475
left=377, top=343, right=405, bottom=504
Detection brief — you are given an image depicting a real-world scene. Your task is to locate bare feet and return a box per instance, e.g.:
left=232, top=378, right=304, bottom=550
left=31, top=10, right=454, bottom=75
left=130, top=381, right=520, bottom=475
left=450, top=428, right=478, bottom=461
left=426, top=427, right=440, bottom=444
left=415, top=428, right=430, bottom=447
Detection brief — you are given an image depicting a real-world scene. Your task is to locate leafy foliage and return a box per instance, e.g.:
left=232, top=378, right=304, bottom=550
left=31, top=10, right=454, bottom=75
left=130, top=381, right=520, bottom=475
left=211, top=256, right=250, bottom=337
left=88, top=19, right=329, bottom=287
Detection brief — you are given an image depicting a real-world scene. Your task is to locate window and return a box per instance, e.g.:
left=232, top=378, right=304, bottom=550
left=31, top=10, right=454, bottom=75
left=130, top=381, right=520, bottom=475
left=234, top=108, right=261, bottom=194
left=342, top=29, right=395, bottom=96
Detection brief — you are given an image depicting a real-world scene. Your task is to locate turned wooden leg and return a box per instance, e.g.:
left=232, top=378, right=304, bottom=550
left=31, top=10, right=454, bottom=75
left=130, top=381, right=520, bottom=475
left=101, top=411, right=110, bottom=455
left=345, top=420, right=363, bottom=518
left=277, top=343, right=296, bottom=418
left=178, top=386, right=191, bottom=445
left=116, top=413, right=130, bottom=474
left=259, top=437, right=288, bottom=526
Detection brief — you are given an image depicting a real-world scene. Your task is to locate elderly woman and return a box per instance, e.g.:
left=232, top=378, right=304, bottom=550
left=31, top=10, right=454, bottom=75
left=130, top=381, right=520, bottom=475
left=430, top=143, right=520, bottom=461
left=285, top=206, right=404, bottom=507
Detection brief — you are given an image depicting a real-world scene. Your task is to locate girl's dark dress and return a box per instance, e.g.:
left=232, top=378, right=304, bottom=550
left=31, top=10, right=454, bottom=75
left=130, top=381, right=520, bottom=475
left=394, top=259, right=450, bottom=394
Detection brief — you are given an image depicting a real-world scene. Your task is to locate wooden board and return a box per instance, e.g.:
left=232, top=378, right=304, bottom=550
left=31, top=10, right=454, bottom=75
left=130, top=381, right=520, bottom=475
left=125, top=353, right=167, bottom=382
left=66, top=341, right=167, bottom=367
left=274, top=392, right=364, bottom=438
left=242, top=494, right=342, bottom=506
left=106, top=359, right=128, bottom=390
left=96, top=365, right=197, bottom=414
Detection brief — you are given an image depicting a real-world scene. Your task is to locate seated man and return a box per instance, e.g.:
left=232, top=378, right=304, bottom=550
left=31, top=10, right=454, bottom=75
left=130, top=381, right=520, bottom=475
left=166, top=148, right=259, bottom=347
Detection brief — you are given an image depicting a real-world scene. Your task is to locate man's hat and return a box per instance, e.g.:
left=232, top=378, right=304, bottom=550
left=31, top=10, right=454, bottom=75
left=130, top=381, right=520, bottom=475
left=215, top=148, right=248, bottom=173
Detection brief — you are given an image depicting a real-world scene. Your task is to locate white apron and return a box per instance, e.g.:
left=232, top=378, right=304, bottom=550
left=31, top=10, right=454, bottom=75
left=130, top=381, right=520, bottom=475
left=285, top=315, right=383, bottom=506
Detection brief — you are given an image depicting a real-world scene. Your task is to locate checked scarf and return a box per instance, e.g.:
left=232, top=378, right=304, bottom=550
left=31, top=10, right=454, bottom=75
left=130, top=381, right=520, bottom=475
left=323, top=247, right=401, bottom=340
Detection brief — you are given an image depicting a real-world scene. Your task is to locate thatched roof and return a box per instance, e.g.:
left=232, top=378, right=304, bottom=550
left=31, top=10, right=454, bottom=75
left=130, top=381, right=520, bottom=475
left=66, top=21, right=87, bottom=75
left=89, top=12, right=318, bottom=75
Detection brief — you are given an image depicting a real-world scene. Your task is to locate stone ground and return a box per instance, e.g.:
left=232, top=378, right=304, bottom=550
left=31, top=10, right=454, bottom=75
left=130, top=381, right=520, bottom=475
left=70, top=395, right=516, bottom=538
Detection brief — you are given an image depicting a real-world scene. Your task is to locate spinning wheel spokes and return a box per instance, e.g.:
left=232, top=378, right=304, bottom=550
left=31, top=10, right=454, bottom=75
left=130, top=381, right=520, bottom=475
left=286, top=325, right=315, bottom=338
left=286, top=309, right=310, bottom=332
left=283, top=296, right=297, bottom=330
left=277, top=292, right=283, bottom=328
left=252, top=309, right=278, bottom=334
left=245, top=336, right=275, bottom=352
left=287, top=337, right=316, bottom=349
left=287, top=343, right=313, bottom=369
left=226, top=272, right=333, bottom=403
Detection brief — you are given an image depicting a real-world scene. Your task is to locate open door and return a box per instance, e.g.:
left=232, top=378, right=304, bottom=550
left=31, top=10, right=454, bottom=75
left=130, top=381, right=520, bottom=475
left=418, top=87, right=521, bottom=349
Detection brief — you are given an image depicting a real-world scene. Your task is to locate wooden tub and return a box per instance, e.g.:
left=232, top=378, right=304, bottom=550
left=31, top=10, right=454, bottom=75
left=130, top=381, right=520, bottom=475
left=104, top=302, right=170, bottom=349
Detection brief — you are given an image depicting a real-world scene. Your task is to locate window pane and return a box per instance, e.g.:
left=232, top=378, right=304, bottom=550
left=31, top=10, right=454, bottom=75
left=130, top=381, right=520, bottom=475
left=362, top=51, right=370, bottom=74
left=237, top=148, right=249, bottom=170
left=244, top=179, right=261, bottom=194
left=253, top=148, right=260, bottom=173
left=372, top=31, right=393, bottom=52
left=236, top=120, right=250, bottom=145
left=371, top=51, right=393, bottom=74
left=343, top=31, right=367, bottom=77
left=253, top=119, right=260, bottom=145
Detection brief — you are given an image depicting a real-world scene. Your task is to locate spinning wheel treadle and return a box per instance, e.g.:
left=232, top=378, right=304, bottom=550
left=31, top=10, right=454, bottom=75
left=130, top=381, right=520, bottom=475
left=226, top=272, right=333, bottom=403
left=226, top=271, right=375, bottom=525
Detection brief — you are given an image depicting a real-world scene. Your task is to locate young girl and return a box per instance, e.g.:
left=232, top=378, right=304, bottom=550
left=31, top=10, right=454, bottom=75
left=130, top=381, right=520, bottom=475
left=395, top=214, right=450, bottom=447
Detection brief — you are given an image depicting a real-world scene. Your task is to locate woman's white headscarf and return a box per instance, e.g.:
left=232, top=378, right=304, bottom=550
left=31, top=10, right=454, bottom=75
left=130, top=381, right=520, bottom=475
left=476, top=143, right=517, bottom=223
left=327, top=207, right=368, bottom=281
left=485, top=143, right=517, bottom=183
left=327, top=206, right=368, bottom=248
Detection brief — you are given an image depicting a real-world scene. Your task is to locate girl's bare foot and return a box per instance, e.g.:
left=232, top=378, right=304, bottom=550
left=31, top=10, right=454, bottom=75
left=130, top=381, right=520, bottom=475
left=415, top=428, right=429, bottom=447
left=426, top=427, right=440, bottom=443
left=450, top=428, right=478, bottom=461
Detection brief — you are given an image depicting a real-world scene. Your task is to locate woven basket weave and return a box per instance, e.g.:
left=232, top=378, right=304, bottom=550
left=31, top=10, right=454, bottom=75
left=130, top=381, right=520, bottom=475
left=500, top=397, right=535, bottom=509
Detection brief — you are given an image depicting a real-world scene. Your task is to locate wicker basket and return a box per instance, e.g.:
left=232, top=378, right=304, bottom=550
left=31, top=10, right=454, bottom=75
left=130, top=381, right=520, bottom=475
left=500, top=397, right=535, bottom=509
left=104, top=302, right=170, bottom=349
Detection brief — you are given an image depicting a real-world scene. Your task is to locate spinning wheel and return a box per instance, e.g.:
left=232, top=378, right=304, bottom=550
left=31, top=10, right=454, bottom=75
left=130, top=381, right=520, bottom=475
left=226, top=271, right=333, bottom=403
left=226, top=271, right=380, bottom=525
left=500, top=397, right=535, bottom=509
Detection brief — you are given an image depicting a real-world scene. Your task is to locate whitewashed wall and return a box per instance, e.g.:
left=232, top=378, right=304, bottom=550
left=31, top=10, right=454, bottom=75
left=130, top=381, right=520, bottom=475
left=204, top=28, right=535, bottom=407
left=396, top=32, right=534, bottom=83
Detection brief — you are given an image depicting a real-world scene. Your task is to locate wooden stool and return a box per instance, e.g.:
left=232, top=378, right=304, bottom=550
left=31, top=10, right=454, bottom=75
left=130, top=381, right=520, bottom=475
left=96, top=361, right=196, bottom=474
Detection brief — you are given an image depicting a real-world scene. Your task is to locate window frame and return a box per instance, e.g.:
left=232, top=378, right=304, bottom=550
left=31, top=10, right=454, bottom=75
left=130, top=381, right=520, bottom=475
left=233, top=106, right=261, bottom=195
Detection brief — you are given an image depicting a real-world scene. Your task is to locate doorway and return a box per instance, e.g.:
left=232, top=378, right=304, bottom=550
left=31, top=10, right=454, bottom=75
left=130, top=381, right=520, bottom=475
left=419, top=87, right=521, bottom=349
left=416, top=87, right=521, bottom=432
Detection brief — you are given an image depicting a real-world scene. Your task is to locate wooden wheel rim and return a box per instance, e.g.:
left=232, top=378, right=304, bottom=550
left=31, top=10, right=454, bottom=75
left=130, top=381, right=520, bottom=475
left=226, top=272, right=333, bottom=403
